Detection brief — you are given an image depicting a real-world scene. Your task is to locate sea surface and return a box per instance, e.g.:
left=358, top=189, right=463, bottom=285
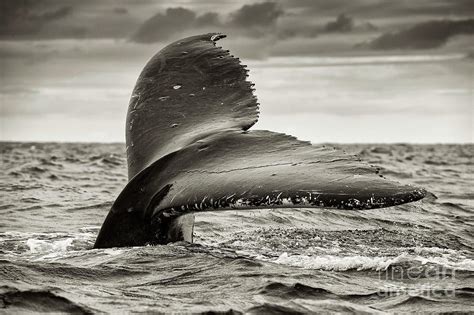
left=0, top=142, right=473, bottom=313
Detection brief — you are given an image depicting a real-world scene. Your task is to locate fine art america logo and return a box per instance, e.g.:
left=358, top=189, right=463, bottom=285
left=376, top=264, right=457, bottom=298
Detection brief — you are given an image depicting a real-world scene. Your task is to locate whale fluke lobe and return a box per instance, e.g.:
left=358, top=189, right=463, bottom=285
left=125, top=33, right=258, bottom=179
left=94, top=33, right=426, bottom=249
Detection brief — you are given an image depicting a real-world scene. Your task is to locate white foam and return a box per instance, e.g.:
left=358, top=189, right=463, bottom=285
left=26, top=237, right=74, bottom=254
left=271, top=252, right=474, bottom=271
left=273, top=252, right=394, bottom=271
left=103, top=248, right=126, bottom=256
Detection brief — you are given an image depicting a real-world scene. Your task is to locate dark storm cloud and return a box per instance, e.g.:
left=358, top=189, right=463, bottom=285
left=0, top=1, right=73, bottom=39
left=132, top=8, right=198, bottom=43
left=281, top=0, right=474, bottom=18
left=195, top=12, right=221, bottom=27
left=369, top=19, right=474, bottom=50
left=385, top=0, right=474, bottom=17
left=132, top=2, right=284, bottom=43
left=324, top=14, right=354, bottom=33
left=0, top=0, right=151, bottom=40
left=2, top=0, right=472, bottom=44
left=229, top=2, right=283, bottom=27
left=36, top=6, right=72, bottom=20
left=113, top=7, right=129, bottom=15
left=1, top=0, right=473, bottom=59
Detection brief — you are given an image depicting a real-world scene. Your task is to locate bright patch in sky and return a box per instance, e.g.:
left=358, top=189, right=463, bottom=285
left=1, top=42, right=472, bottom=143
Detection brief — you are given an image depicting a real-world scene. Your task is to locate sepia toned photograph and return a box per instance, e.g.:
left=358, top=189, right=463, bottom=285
left=1, top=0, right=473, bottom=313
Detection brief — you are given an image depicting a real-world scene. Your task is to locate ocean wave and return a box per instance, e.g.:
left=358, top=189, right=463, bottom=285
left=0, top=286, right=95, bottom=314
left=247, top=299, right=385, bottom=314
left=0, top=230, right=97, bottom=258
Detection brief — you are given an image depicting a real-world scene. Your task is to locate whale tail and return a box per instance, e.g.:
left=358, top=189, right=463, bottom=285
left=94, top=33, right=426, bottom=249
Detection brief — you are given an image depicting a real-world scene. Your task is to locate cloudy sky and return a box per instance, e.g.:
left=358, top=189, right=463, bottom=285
left=1, top=0, right=473, bottom=142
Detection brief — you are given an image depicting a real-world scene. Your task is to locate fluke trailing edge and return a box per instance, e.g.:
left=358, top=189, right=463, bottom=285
left=94, top=33, right=426, bottom=249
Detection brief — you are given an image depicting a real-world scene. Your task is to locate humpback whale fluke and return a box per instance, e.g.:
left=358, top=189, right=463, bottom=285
left=94, top=33, right=426, bottom=248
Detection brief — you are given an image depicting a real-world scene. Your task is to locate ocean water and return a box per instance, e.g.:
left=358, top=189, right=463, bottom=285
left=0, top=142, right=473, bottom=313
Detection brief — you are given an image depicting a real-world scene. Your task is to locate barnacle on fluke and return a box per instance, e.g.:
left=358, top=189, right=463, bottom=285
left=94, top=33, right=426, bottom=248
